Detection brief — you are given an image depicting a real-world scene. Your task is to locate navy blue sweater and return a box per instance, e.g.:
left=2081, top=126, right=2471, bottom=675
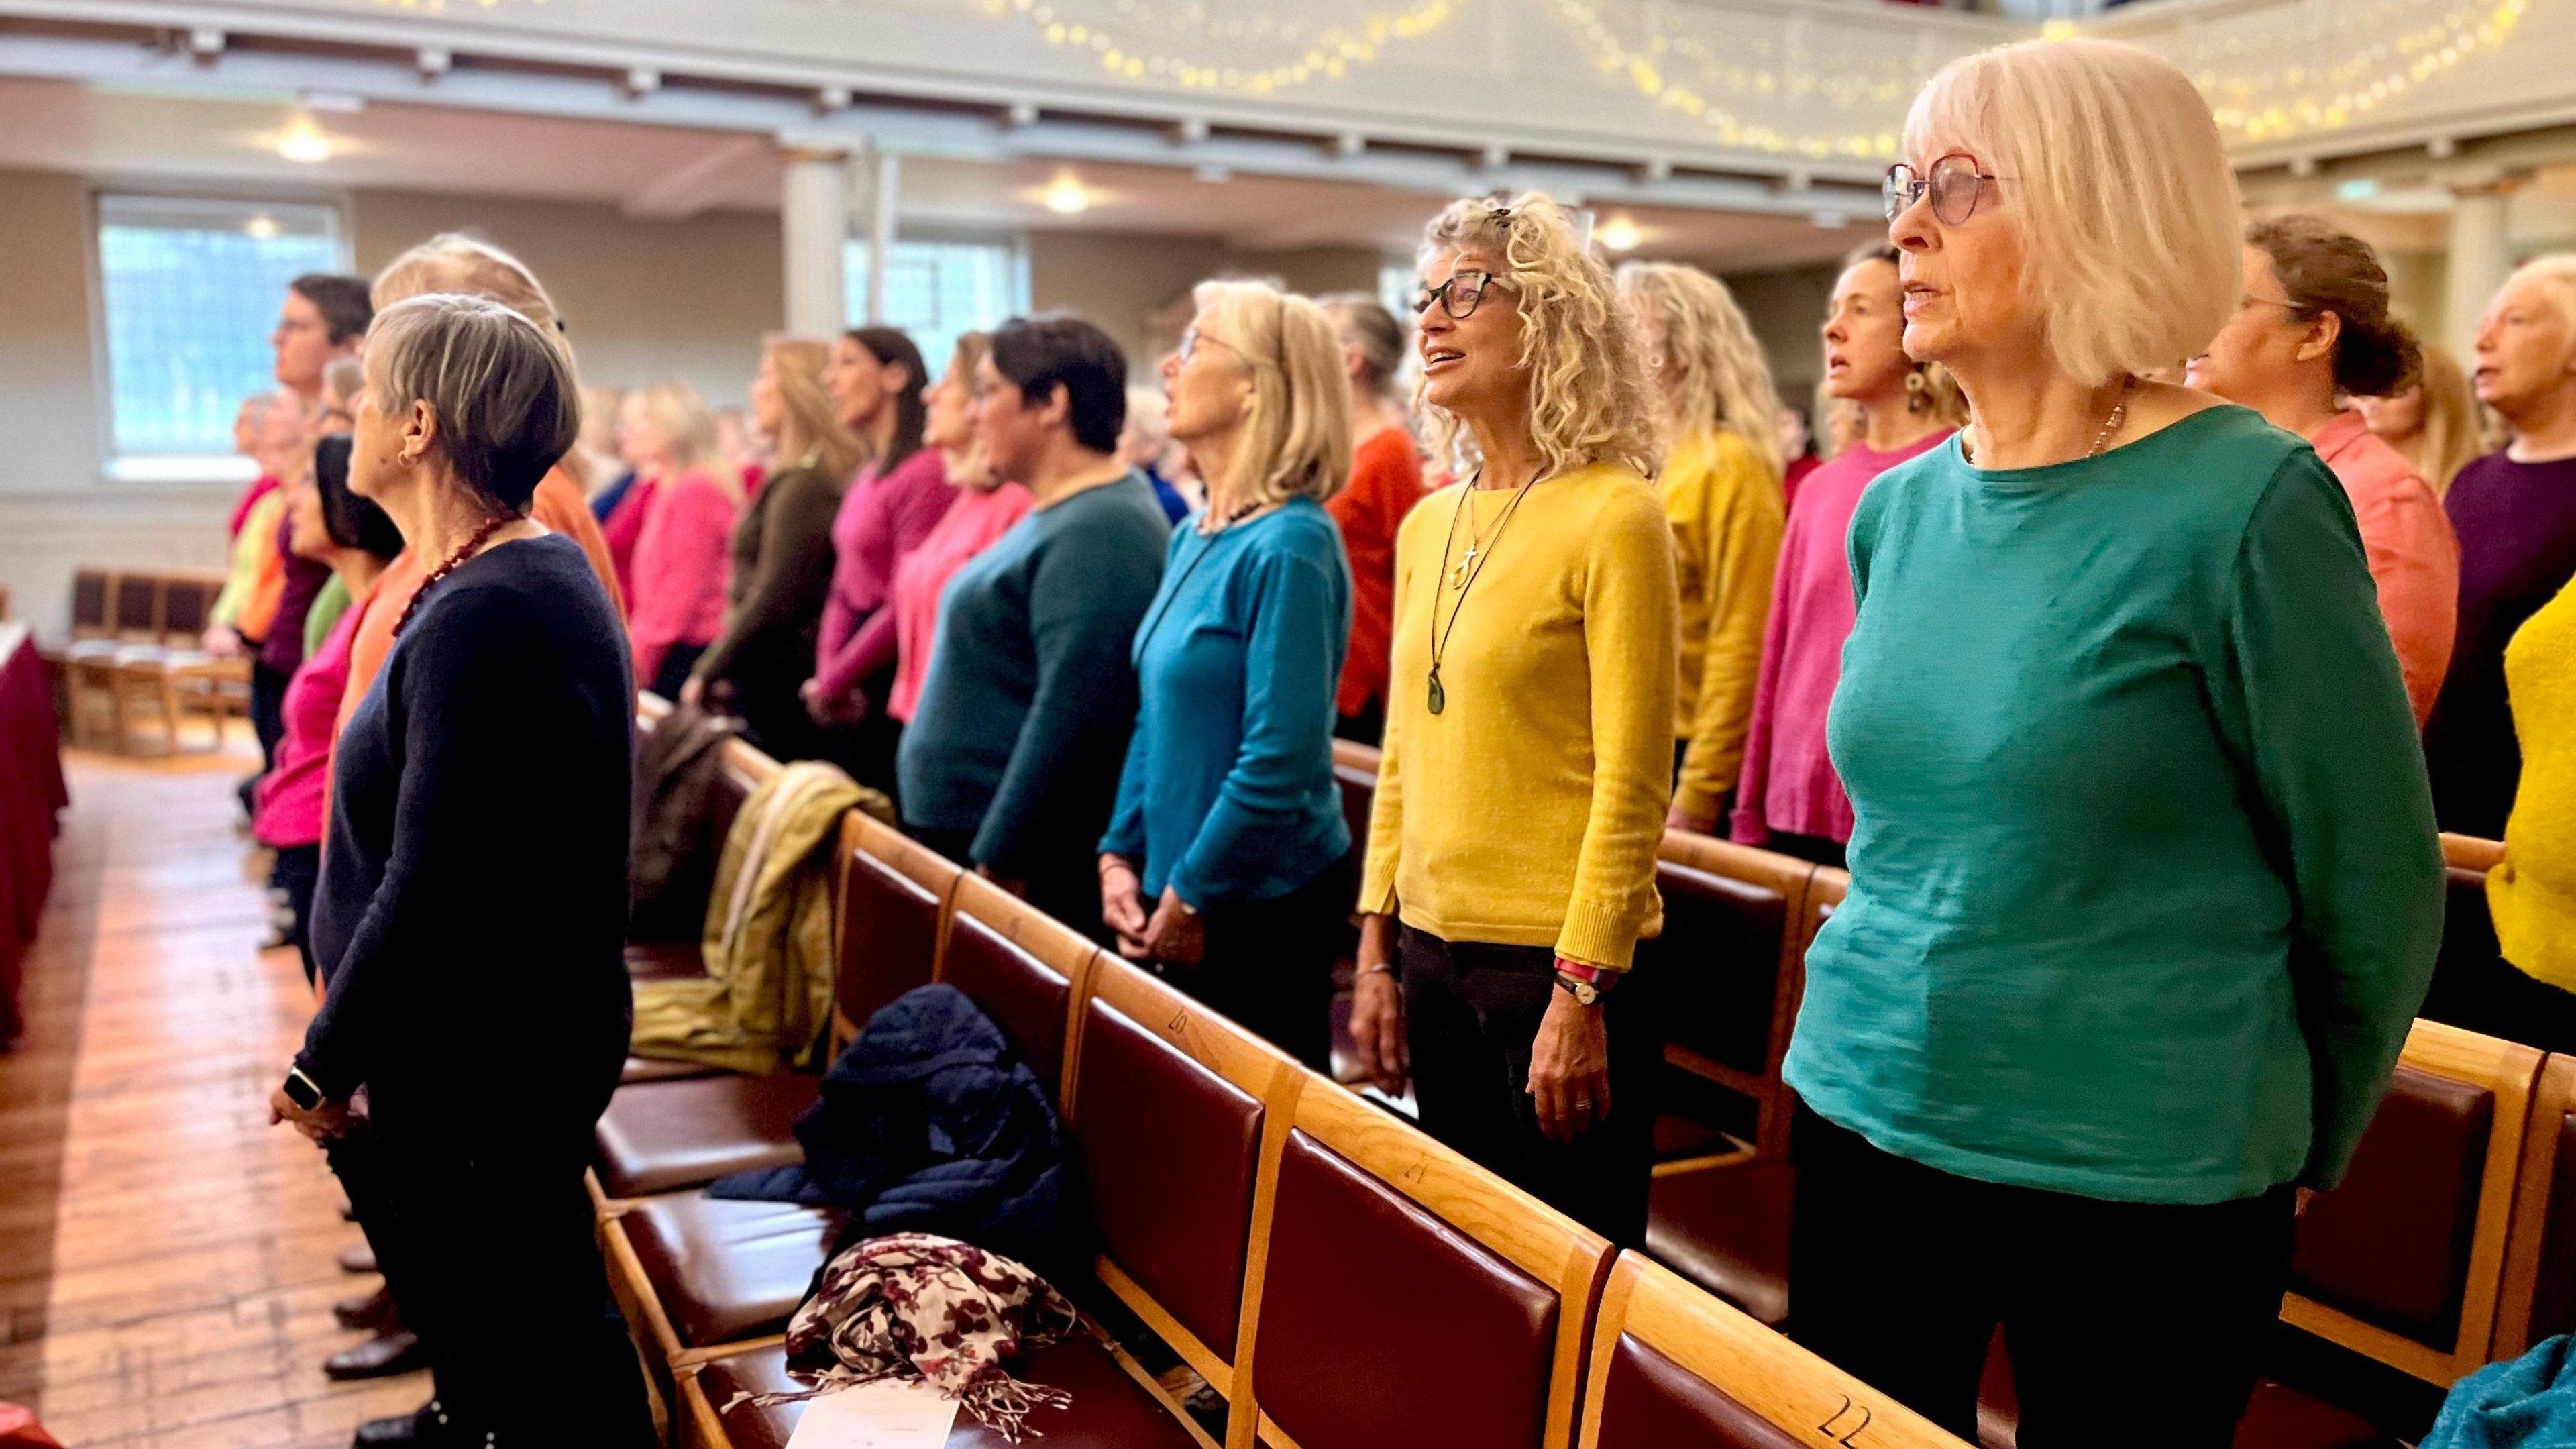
left=299, top=533, right=635, bottom=1118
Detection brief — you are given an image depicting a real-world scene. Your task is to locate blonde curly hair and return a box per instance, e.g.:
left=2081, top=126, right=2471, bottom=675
left=1414, top=193, right=1658, bottom=483
left=1616, top=260, right=1787, bottom=479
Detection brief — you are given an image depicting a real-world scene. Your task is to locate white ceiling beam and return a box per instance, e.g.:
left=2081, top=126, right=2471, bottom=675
left=620, top=133, right=771, bottom=220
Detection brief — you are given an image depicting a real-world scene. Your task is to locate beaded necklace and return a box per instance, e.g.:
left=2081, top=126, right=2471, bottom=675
left=391, top=511, right=523, bottom=639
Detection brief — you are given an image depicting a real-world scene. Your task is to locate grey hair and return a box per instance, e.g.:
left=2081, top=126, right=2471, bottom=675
left=365, top=292, right=580, bottom=514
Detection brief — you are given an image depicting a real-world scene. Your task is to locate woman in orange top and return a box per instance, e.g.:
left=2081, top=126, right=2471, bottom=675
left=2187, top=215, right=2458, bottom=724
left=339, top=235, right=625, bottom=731
left=1316, top=294, right=1425, bottom=745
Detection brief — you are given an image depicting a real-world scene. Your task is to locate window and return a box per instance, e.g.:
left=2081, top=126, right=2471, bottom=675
left=843, top=236, right=1028, bottom=380
left=95, top=194, right=344, bottom=477
left=1379, top=257, right=1420, bottom=322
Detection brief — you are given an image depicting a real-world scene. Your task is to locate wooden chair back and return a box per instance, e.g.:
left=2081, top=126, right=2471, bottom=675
left=2496, top=1053, right=2576, bottom=1356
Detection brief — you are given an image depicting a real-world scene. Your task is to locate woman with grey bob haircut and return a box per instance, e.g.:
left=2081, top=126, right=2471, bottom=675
left=269, top=292, right=655, bottom=1444
left=1782, top=38, right=2443, bottom=1448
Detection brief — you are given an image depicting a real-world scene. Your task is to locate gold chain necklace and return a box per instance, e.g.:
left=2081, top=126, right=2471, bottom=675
left=1961, top=376, right=2133, bottom=468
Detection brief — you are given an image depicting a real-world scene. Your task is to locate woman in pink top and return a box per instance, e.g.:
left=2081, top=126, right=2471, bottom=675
left=1731, top=245, right=1964, bottom=865
left=625, top=381, right=742, bottom=698
left=254, top=435, right=402, bottom=984
left=2188, top=215, right=2459, bottom=724
left=804, top=327, right=952, bottom=792
left=826, top=333, right=1036, bottom=724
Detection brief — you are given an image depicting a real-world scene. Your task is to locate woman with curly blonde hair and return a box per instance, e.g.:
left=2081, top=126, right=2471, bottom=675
left=1617, top=261, right=1787, bottom=831
left=1348, top=192, right=1678, bottom=1244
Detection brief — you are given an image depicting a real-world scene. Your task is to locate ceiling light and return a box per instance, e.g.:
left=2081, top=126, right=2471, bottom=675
left=1041, top=172, right=1092, bottom=215
left=1595, top=216, right=1642, bottom=252
left=274, top=116, right=335, bottom=164
left=244, top=214, right=280, bottom=241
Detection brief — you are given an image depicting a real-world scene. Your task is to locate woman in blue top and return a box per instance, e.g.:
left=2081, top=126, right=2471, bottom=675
left=1786, top=39, right=2443, bottom=1449
left=1099, top=281, right=1356, bottom=1069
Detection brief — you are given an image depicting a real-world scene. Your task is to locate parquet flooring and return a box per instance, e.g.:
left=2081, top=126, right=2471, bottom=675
left=1, top=743, right=429, bottom=1448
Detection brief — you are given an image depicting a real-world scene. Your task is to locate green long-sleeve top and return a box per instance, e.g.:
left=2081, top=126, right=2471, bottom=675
left=1784, top=405, right=2443, bottom=1204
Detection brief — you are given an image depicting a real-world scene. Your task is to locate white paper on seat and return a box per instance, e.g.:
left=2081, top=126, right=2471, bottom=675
left=782, top=1378, right=961, bottom=1448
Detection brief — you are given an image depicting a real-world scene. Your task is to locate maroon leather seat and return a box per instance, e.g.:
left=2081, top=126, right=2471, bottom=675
left=1645, top=1161, right=1795, bottom=1328
left=1591, top=1330, right=1805, bottom=1449
left=1069, top=994, right=1266, bottom=1356
left=694, top=1334, right=1202, bottom=1448
left=592, top=1073, right=820, bottom=1199
left=940, top=912, right=1073, bottom=1098
left=2291, top=1064, right=2494, bottom=1347
left=625, top=938, right=707, bottom=981
left=835, top=845, right=944, bottom=1032
left=1252, top=1130, right=1566, bottom=1449
left=1638, top=857, right=1793, bottom=1079
left=619, top=1194, right=844, bottom=1347
left=2536, top=1109, right=2576, bottom=1343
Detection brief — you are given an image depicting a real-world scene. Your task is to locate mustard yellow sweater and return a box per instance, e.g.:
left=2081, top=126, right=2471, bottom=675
left=1664, top=428, right=1785, bottom=822
left=2491, top=576, right=2576, bottom=992
left=1358, top=462, right=1678, bottom=970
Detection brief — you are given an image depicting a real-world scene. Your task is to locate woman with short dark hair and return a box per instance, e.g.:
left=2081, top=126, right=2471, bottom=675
left=898, top=314, right=1170, bottom=930
left=268, top=292, right=652, bottom=1446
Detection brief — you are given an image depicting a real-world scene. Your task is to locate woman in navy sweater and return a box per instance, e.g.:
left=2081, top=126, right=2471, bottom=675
left=1098, top=282, right=1356, bottom=1068
left=268, top=293, right=651, bottom=1447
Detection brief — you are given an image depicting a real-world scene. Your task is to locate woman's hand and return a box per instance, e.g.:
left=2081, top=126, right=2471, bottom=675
left=1140, top=886, right=1207, bottom=966
left=678, top=675, right=706, bottom=712
left=1527, top=969, right=1612, bottom=1143
left=268, top=1085, right=355, bottom=1146
left=1349, top=914, right=1409, bottom=1094
left=201, top=624, right=242, bottom=658
left=1099, top=855, right=1150, bottom=959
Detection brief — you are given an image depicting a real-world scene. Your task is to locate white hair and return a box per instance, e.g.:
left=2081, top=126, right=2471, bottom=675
left=1907, top=38, right=2241, bottom=387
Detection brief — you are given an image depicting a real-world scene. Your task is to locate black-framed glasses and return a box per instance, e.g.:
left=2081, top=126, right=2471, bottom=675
left=1884, top=153, right=1998, bottom=226
left=1415, top=270, right=1509, bottom=321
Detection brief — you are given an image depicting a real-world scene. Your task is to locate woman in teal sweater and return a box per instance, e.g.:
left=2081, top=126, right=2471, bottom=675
left=1789, top=40, right=2444, bottom=1448
left=1098, top=282, right=1355, bottom=1069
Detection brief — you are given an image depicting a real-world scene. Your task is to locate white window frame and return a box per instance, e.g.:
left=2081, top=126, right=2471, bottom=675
left=843, top=228, right=1031, bottom=368
left=87, top=186, right=352, bottom=487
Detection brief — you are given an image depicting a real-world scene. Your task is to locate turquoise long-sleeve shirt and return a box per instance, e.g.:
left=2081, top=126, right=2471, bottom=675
left=1101, top=498, right=1353, bottom=907
left=1784, top=405, right=2443, bottom=1205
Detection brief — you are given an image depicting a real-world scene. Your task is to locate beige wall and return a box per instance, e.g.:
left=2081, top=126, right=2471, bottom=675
left=1720, top=262, right=1838, bottom=405
left=1028, top=232, right=1383, bottom=376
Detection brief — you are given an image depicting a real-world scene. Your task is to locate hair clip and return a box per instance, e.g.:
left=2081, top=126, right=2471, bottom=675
left=1489, top=205, right=1513, bottom=226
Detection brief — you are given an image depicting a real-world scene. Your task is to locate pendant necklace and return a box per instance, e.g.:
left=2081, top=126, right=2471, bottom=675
left=1424, top=468, right=1540, bottom=716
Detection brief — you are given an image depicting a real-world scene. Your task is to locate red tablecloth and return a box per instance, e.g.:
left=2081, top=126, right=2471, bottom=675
left=0, top=625, right=68, bottom=1043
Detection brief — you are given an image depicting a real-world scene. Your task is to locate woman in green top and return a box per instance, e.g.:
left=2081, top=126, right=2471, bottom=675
left=1786, top=38, right=2444, bottom=1448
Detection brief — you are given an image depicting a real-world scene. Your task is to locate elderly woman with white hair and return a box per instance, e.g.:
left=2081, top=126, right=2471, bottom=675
left=268, top=293, right=653, bottom=1446
left=1347, top=194, right=1678, bottom=1245
left=1098, top=281, right=1356, bottom=1069
left=1782, top=39, right=2443, bottom=1445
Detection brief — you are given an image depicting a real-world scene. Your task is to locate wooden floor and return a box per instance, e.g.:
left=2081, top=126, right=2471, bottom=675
left=0, top=740, right=431, bottom=1448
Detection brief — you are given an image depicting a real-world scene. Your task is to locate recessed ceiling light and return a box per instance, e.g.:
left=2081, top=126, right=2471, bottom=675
left=1042, top=172, right=1092, bottom=215
left=1596, top=216, right=1643, bottom=252
left=244, top=214, right=280, bottom=240
left=274, top=117, right=335, bottom=164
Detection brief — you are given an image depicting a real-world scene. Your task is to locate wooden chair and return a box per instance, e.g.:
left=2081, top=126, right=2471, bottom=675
left=2279, top=1019, right=2542, bottom=1386
left=1646, top=831, right=1817, bottom=1167
left=1580, top=1251, right=1974, bottom=1449
left=2494, top=1052, right=2576, bottom=1358
left=1242, top=1074, right=1614, bottom=1449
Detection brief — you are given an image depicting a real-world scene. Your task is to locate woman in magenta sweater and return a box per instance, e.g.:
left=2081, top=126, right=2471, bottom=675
left=1731, top=245, right=1964, bottom=867
left=626, top=381, right=741, bottom=698
left=806, top=326, right=950, bottom=795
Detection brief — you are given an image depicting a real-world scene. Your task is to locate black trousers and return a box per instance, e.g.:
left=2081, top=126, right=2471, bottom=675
left=2418, top=893, right=2576, bottom=1055
left=910, top=827, right=1104, bottom=949
left=363, top=1087, right=653, bottom=1446
left=648, top=643, right=708, bottom=704
left=1788, top=1106, right=2297, bottom=1448
left=1152, top=856, right=1351, bottom=1073
left=271, top=842, right=320, bottom=985
left=250, top=659, right=290, bottom=767
left=1397, top=927, right=1658, bottom=1247
left=1334, top=699, right=1385, bottom=748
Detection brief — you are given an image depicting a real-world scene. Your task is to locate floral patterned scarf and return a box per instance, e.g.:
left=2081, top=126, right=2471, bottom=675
left=724, top=1232, right=1080, bottom=1441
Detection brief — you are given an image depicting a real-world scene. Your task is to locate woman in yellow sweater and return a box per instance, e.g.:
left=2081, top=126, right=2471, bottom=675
left=1616, top=262, right=1787, bottom=832
left=1348, top=193, right=1678, bottom=1245
left=2485, top=575, right=2576, bottom=1051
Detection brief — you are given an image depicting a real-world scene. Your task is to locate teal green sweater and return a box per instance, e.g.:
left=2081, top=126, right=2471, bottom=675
left=1785, top=405, right=2443, bottom=1203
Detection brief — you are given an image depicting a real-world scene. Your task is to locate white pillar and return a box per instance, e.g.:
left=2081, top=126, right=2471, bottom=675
left=2445, top=182, right=2516, bottom=361
left=864, top=150, right=900, bottom=325
left=780, top=145, right=849, bottom=337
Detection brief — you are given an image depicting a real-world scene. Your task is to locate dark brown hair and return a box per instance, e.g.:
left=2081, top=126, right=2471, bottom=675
left=2245, top=215, right=2421, bottom=399
left=845, top=326, right=928, bottom=471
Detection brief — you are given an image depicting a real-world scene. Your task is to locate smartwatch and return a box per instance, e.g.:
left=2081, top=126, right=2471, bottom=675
left=281, top=1065, right=327, bottom=1112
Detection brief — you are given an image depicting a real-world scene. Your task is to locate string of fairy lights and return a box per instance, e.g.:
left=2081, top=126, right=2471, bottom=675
left=340, top=0, right=2545, bottom=156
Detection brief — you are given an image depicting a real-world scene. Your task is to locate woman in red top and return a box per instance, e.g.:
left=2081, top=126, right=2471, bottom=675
left=255, top=435, right=402, bottom=983
left=625, top=381, right=742, bottom=698
left=1316, top=294, right=1426, bottom=745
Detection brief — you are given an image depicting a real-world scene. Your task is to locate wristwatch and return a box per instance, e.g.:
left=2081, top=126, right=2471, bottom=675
left=1553, top=961, right=1618, bottom=1007
left=281, top=1064, right=327, bottom=1112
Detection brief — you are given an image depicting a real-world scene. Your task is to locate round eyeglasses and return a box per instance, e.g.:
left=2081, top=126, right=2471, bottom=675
left=1884, top=153, right=1999, bottom=227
